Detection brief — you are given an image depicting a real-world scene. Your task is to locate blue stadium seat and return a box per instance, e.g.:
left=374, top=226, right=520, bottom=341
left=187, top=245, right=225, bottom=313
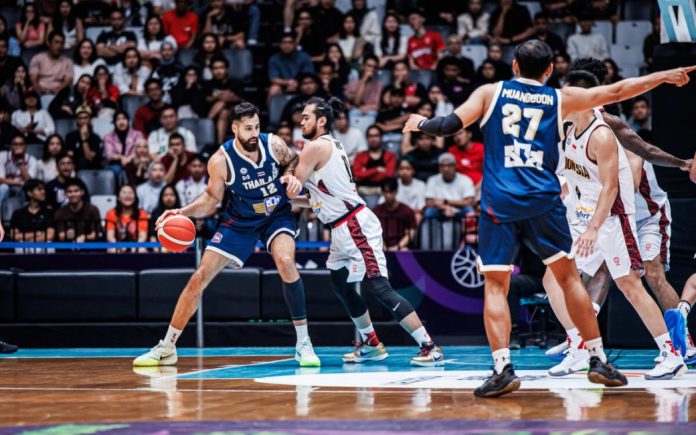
left=623, top=0, right=656, bottom=20
left=610, top=44, right=643, bottom=77
left=2, top=196, right=24, bottom=222
left=78, top=169, right=116, bottom=195
left=616, top=20, right=652, bottom=47
left=268, top=93, right=296, bottom=129
left=351, top=113, right=377, bottom=136
left=20, top=47, right=44, bottom=68
left=520, top=1, right=541, bottom=17
left=409, top=69, right=434, bottom=88
left=426, top=25, right=452, bottom=40
left=223, top=49, right=253, bottom=82
left=26, top=144, right=43, bottom=160
left=176, top=48, right=196, bottom=67
left=549, top=23, right=574, bottom=43
left=85, top=26, right=109, bottom=43
left=120, top=95, right=148, bottom=124
left=180, top=118, right=216, bottom=151
left=375, top=68, right=392, bottom=87
left=461, top=45, right=487, bottom=69
left=576, top=20, right=613, bottom=44
left=55, top=119, right=74, bottom=139
left=91, top=117, right=114, bottom=140
left=90, top=195, right=116, bottom=219
left=0, top=7, right=20, bottom=30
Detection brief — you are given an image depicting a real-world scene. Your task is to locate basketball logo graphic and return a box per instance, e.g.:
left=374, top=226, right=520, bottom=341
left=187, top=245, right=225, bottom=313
left=451, top=246, right=485, bottom=289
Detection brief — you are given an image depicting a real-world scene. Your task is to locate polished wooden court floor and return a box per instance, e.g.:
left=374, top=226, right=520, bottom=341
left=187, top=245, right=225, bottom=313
left=1, top=347, right=696, bottom=434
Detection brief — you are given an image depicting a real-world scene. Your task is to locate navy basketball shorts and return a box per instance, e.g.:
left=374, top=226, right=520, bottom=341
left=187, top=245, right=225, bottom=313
left=477, top=199, right=573, bottom=272
left=205, top=212, right=297, bottom=268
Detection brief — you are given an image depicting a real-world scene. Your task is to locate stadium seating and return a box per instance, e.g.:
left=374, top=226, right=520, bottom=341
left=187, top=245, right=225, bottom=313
left=55, top=119, right=75, bottom=139
left=120, top=95, right=148, bottom=123
left=180, top=118, right=216, bottom=151
left=520, top=1, right=542, bottom=17
left=78, top=169, right=116, bottom=195
left=91, top=117, right=114, bottom=140
left=224, top=49, right=253, bottom=82
left=0, top=6, right=19, bottom=29
left=0, top=270, right=14, bottom=322
left=611, top=43, right=643, bottom=77
left=576, top=20, right=614, bottom=44
left=616, top=20, right=652, bottom=47
left=1, top=196, right=24, bottom=222
left=176, top=48, right=196, bottom=69
left=375, top=68, right=392, bottom=87
left=90, top=195, right=117, bottom=219
left=461, top=45, right=488, bottom=69
left=85, top=26, right=109, bottom=43
left=409, top=69, right=435, bottom=89
left=268, top=93, right=295, bottom=129
left=26, top=144, right=43, bottom=160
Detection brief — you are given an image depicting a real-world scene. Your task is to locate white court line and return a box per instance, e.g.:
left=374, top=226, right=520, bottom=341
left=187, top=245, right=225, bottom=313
left=163, top=357, right=295, bottom=380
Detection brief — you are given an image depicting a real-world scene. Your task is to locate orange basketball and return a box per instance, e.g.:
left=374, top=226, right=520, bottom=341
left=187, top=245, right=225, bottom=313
left=157, top=214, right=196, bottom=252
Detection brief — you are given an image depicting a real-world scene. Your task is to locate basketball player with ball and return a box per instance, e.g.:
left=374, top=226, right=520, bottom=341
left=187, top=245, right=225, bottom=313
left=134, top=103, right=321, bottom=367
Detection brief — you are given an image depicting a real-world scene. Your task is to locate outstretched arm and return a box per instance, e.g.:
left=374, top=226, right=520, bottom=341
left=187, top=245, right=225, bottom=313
left=403, top=84, right=496, bottom=136
left=562, top=66, right=696, bottom=115
left=603, top=112, right=692, bottom=171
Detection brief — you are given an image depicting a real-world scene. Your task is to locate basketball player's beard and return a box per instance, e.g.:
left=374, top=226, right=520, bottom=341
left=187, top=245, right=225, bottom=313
left=238, top=137, right=259, bottom=152
left=301, top=126, right=317, bottom=140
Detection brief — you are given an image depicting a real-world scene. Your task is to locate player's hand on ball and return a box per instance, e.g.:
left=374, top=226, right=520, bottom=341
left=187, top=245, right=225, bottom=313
left=574, top=227, right=598, bottom=258
left=156, top=208, right=183, bottom=229
left=403, top=114, right=427, bottom=133
left=281, top=175, right=302, bottom=198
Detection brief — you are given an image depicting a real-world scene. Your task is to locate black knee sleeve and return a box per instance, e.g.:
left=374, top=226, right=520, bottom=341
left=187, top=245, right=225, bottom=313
left=282, top=278, right=307, bottom=321
left=330, top=268, right=368, bottom=319
left=363, top=277, right=414, bottom=321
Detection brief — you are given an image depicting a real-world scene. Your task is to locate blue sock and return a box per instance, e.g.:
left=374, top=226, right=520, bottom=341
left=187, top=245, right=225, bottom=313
left=283, top=279, right=307, bottom=321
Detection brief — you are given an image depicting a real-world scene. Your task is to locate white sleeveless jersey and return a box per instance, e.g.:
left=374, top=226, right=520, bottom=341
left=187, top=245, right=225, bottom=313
left=635, top=161, right=668, bottom=223
left=305, top=134, right=365, bottom=224
left=562, top=110, right=635, bottom=222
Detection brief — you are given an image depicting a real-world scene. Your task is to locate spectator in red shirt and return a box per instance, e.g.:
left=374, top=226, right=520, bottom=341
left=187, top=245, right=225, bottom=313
left=160, top=132, right=196, bottom=184
left=163, top=0, right=199, bottom=49
left=406, top=9, right=445, bottom=70
left=447, top=128, right=484, bottom=187
left=352, top=125, right=396, bottom=208
left=373, top=178, right=417, bottom=250
left=134, top=78, right=166, bottom=134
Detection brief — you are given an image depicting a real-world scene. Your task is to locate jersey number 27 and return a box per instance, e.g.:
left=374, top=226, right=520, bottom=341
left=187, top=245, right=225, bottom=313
left=501, top=103, right=544, bottom=170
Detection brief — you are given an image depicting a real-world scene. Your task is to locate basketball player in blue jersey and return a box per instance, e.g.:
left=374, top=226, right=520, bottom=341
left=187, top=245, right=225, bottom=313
left=134, top=103, right=320, bottom=367
left=404, top=39, right=695, bottom=397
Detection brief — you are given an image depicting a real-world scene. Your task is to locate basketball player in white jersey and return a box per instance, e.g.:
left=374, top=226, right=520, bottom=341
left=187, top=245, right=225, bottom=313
left=287, top=96, right=444, bottom=367
left=544, top=70, right=685, bottom=379
left=543, top=58, right=696, bottom=363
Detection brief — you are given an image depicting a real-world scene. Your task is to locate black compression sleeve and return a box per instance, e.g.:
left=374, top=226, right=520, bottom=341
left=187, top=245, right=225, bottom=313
left=417, top=113, right=464, bottom=137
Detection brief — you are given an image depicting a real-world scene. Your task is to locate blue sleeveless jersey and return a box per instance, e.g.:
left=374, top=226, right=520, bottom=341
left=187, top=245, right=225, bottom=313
left=220, top=132, right=291, bottom=231
left=480, top=78, right=564, bottom=223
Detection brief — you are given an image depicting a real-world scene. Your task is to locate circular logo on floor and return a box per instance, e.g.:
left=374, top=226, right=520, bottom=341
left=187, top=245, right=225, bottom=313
left=255, top=369, right=696, bottom=390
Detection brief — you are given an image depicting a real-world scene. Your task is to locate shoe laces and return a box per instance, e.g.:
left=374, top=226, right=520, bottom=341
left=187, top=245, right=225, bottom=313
left=418, top=342, right=435, bottom=357
left=351, top=340, right=366, bottom=352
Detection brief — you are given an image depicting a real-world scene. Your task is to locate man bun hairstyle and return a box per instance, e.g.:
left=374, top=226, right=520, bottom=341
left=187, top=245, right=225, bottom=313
left=307, top=96, right=345, bottom=129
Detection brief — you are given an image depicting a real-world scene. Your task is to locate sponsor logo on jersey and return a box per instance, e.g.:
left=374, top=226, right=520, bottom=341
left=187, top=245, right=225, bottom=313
left=613, top=256, right=621, bottom=266
left=240, top=167, right=248, bottom=175
left=251, top=195, right=282, bottom=216
left=212, top=232, right=223, bottom=243
left=574, top=205, right=594, bottom=221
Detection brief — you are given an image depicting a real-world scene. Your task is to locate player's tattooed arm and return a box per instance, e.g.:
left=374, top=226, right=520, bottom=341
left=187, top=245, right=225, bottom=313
left=603, top=112, right=691, bottom=170
left=271, top=134, right=299, bottom=176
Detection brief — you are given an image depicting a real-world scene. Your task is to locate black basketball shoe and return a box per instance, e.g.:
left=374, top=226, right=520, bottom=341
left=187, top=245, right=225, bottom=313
left=474, top=363, right=521, bottom=398
left=587, top=356, right=627, bottom=387
left=0, top=339, right=17, bottom=353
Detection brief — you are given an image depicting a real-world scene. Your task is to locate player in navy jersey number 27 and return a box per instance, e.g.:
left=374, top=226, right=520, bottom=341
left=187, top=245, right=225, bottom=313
left=404, top=39, right=695, bottom=397
left=134, top=103, right=321, bottom=368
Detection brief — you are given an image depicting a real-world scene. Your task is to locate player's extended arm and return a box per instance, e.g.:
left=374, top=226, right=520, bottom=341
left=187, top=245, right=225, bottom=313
left=602, top=112, right=691, bottom=170
left=289, top=195, right=311, bottom=208
left=588, top=127, right=619, bottom=234
left=157, top=151, right=226, bottom=227
left=402, top=84, right=495, bottom=136
left=561, top=66, right=696, bottom=114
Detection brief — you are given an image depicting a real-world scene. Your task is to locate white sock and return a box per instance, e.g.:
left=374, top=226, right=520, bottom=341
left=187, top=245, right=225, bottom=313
left=654, top=332, right=678, bottom=357
left=678, top=300, right=691, bottom=320
left=492, top=348, right=511, bottom=374
left=357, top=324, right=375, bottom=341
left=295, top=324, right=309, bottom=345
left=163, top=325, right=182, bottom=349
left=566, top=327, right=584, bottom=349
left=410, top=326, right=431, bottom=346
left=592, top=302, right=601, bottom=316
left=585, top=337, right=607, bottom=363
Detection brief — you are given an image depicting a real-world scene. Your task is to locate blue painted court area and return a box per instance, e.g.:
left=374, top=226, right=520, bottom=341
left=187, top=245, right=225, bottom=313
left=0, top=346, right=672, bottom=379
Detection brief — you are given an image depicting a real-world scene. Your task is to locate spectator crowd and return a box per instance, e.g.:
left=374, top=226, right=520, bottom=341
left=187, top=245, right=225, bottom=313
left=0, top=0, right=658, bottom=251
